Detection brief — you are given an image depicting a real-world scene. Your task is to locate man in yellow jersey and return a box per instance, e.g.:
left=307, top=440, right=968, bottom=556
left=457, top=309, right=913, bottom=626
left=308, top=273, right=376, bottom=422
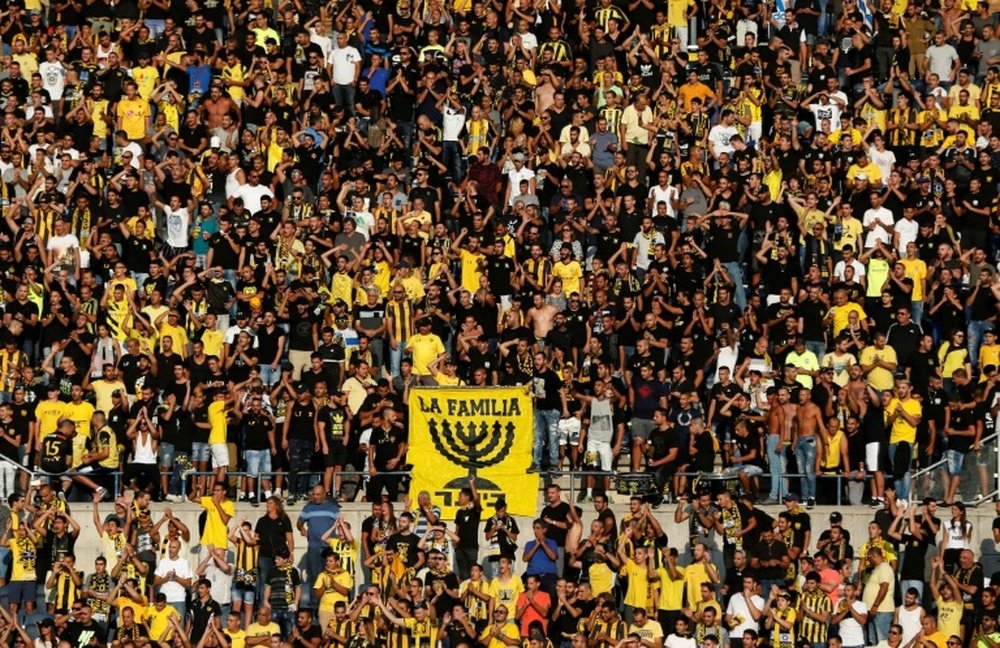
left=115, top=80, right=151, bottom=141
left=207, top=388, right=233, bottom=482
left=886, top=380, right=921, bottom=500
left=190, top=481, right=234, bottom=559
left=314, top=552, right=353, bottom=631
left=32, top=385, right=66, bottom=458
left=144, top=593, right=181, bottom=642
left=62, top=384, right=95, bottom=469
left=407, top=319, right=446, bottom=381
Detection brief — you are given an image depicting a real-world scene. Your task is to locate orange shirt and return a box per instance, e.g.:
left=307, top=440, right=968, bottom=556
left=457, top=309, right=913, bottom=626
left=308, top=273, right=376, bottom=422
left=678, top=82, right=715, bottom=111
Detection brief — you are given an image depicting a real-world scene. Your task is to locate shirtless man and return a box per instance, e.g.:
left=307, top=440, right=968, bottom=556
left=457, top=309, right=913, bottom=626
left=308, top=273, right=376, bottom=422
left=526, top=292, right=559, bottom=346
left=794, top=387, right=827, bottom=508
left=763, top=388, right=787, bottom=505
left=534, top=70, right=557, bottom=113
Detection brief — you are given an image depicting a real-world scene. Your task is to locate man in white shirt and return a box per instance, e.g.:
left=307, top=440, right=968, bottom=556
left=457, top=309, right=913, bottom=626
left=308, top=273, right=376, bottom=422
left=154, top=539, right=193, bottom=619
left=707, top=109, right=741, bottom=160
left=326, top=32, right=361, bottom=115
left=862, top=190, right=895, bottom=250
left=441, top=93, right=467, bottom=182
left=726, top=572, right=765, bottom=638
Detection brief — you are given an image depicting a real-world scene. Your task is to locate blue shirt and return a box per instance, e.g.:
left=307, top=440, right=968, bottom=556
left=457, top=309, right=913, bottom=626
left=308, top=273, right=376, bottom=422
left=299, top=499, right=340, bottom=548
left=524, top=538, right=558, bottom=575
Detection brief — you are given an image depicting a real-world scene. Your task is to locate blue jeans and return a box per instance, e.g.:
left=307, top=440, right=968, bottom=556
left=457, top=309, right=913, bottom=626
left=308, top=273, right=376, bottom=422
left=795, top=436, right=818, bottom=500
left=722, top=261, right=747, bottom=311
left=818, top=0, right=829, bottom=34
left=900, top=578, right=923, bottom=602
left=259, top=364, right=279, bottom=386
left=333, top=84, right=356, bottom=115
left=806, top=340, right=826, bottom=361
left=871, top=611, right=892, bottom=644
left=288, top=438, right=313, bottom=495
left=443, top=140, right=464, bottom=181
left=389, top=341, right=407, bottom=377
left=767, top=435, right=787, bottom=500
left=968, top=319, right=991, bottom=368
left=890, top=442, right=912, bottom=500
left=911, top=301, right=924, bottom=326
left=533, top=409, right=560, bottom=467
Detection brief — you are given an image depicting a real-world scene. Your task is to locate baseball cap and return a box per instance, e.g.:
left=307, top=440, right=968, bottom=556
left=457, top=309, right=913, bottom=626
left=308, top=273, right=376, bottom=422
left=830, top=512, right=843, bottom=523
left=782, top=493, right=800, bottom=502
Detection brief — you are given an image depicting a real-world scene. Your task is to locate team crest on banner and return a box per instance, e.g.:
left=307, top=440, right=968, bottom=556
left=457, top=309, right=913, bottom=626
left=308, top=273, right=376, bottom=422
left=408, top=386, right=537, bottom=519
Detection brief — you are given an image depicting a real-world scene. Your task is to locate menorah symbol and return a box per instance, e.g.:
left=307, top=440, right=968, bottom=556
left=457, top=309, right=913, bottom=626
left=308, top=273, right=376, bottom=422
left=428, top=419, right=517, bottom=489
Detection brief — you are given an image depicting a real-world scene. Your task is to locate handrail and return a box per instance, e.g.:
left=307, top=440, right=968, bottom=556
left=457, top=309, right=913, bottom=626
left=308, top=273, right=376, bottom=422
left=0, top=454, right=37, bottom=477
left=910, top=430, right=1000, bottom=480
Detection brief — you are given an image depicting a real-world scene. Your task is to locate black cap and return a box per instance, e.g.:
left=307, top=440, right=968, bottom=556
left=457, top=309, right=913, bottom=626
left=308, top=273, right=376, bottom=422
left=830, top=512, right=843, bottom=523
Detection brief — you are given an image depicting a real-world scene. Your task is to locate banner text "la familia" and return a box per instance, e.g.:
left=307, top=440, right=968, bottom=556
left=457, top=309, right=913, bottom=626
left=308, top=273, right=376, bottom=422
left=416, top=396, right=523, bottom=417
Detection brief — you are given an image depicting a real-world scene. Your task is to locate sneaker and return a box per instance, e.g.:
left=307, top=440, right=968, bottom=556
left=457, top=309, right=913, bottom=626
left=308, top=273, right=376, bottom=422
left=164, top=494, right=184, bottom=503
left=869, top=497, right=883, bottom=508
left=95, top=487, right=108, bottom=501
left=249, top=494, right=259, bottom=507
left=238, top=493, right=248, bottom=502
left=286, top=494, right=297, bottom=505
left=526, top=464, right=540, bottom=473
left=581, top=495, right=594, bottom=503
left=806, top=498, right=816, bottom=509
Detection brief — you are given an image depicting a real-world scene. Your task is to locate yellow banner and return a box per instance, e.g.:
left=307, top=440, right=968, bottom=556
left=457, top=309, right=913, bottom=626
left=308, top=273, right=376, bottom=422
left=408, top=386, right=538, bottom=519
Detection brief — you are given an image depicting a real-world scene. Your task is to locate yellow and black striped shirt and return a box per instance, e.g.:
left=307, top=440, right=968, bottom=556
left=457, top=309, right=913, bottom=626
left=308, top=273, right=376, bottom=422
left=386, top=299, right=415, bottom=343
left=327, top=618, right=357, bottom=648
left=328, top=537, right=357, bottom=578
left=797, top=590, right=832, bottom=644
left=51, top=568, right=83, bottom=612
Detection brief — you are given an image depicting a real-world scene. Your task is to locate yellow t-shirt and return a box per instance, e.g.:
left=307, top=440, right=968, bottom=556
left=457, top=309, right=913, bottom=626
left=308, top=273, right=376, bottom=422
left=201, top=329, right=225, bottom=358
left=199, top=496, right=235, bottom=548
left=860, top=345, right=897, bottom=391
left=407, top=333, right=445, bottom=375
left=937, top=599, right=963, bottom=639
left=34, top=399, right=66, bottom=443
left=683, top=562, right=712, bottom=610
left=225, top=629, right=246, bottom=648
left=246, top=622, right=280, bottom=643
left=887, top=397, right=921, bottom=445
left=552, top=260, right=583, bottom=297
left=314, top=569, right=354, bottom=613
left=938, top=344, right=970, bottom=379
left=117, top=97, right=151, bottom=140
left=63, top=400, right=96, bottom=468
left=208, top=400, right=228, bottom=444
left=144, top=604, right=179, bottom=641
left=900, top=258, right=927, bottom=301
left=132, top=66, right=160, bottom=100
left=623, top=558, right=651, bottom=609
left=655, top=563, right=685, bottom=611
left=488, top=576, right=524, bottom=617
left=92, top=379, right=126, bottom=415
left=831, top=303, right=866, bottom=337
left=157, top=322, right=189, bottom=357
left=459, top=249, right=485, bottom=293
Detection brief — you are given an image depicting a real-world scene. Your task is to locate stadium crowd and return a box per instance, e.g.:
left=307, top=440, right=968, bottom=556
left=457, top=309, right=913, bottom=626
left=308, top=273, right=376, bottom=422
left=1, top=0, right=1000, bottom=643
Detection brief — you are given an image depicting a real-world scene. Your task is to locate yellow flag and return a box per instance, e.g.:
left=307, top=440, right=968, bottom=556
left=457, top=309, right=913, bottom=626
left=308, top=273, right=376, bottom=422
left=407, top=386, right=538, bottom=519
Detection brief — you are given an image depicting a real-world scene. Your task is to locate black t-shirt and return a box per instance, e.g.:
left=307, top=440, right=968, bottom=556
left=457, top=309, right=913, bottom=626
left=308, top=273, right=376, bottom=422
left=371, top=425, right=403, bottom=471
left=290, top=625, right=322, bottom=648
left=386, top=531, right=422, bottom=568
left=540, top=501, right=571, bottom=543
left=454, top=502, right=482, bottom=548
left=255, top=513, right=292, bottom=558
left=243, top=411, right=272, bottom=451
left=63, top=620, right=107, bottom=648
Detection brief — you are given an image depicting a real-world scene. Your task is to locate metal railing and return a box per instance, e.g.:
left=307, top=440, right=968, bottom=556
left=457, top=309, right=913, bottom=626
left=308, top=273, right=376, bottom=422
left=16, top=442, right=1000, bottom=507
left=910, top=430, right=1000, bottom=504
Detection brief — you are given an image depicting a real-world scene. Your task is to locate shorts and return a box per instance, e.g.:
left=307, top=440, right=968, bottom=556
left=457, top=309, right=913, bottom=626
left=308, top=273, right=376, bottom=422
left=244, top=449, right=272, bottom=478
left=946, top=449, right=967, bottom=476
left=8, top=581, right=35, bottom=606
left=586, top=438, right=613, bottom=471
left=191, top=442, right=210, bottom=463
left=159, top=442, right=175, bottom=470
left=631, top=418, right=656, bottom=442
left=724, top=464, right=764, bottom=478
left=866, top=442, right=881, bottom=472
left=210, top=443, right=229, bottom=470
left=231, top=584, right=256, bottom=603
left=558, top=418, right=582, bottom=446
left=324, top=444, right=348, bottom=468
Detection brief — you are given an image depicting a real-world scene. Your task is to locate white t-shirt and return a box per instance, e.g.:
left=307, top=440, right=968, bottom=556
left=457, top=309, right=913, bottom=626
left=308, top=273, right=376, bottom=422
left=507, top=167, right=535, bottom=205
left=809, top=103, right=842, bottom=131
left=238, top=183, right=274, bottom=214
left=862, top=207, right=894, bottom=249
left=442, top=106, right=466, bottom=142
left=895, top=217, right=919, bottom=255
left=46, top=233, right=80, bottom=267
left=39, top=61, right=67, bottom=100
left=154, top=556, right=193, bottom=602
left=649, top=183, right=679, bottom=218
left=834, top=258, right=866, bottom=281
left=726, top=592, right=765, bottom=637
left=328, top=45, right=362, bottom=85
left=925, top=43, right=960, bottom=80
left=838, top=600, right=869, bottom=646
left=163, top=206, right=190, bottom=249
left=708, top=124, right=739, bottom=157
left=867, top=146, right=896, bottom=185
left=665, top=634, right=697, bottom=648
